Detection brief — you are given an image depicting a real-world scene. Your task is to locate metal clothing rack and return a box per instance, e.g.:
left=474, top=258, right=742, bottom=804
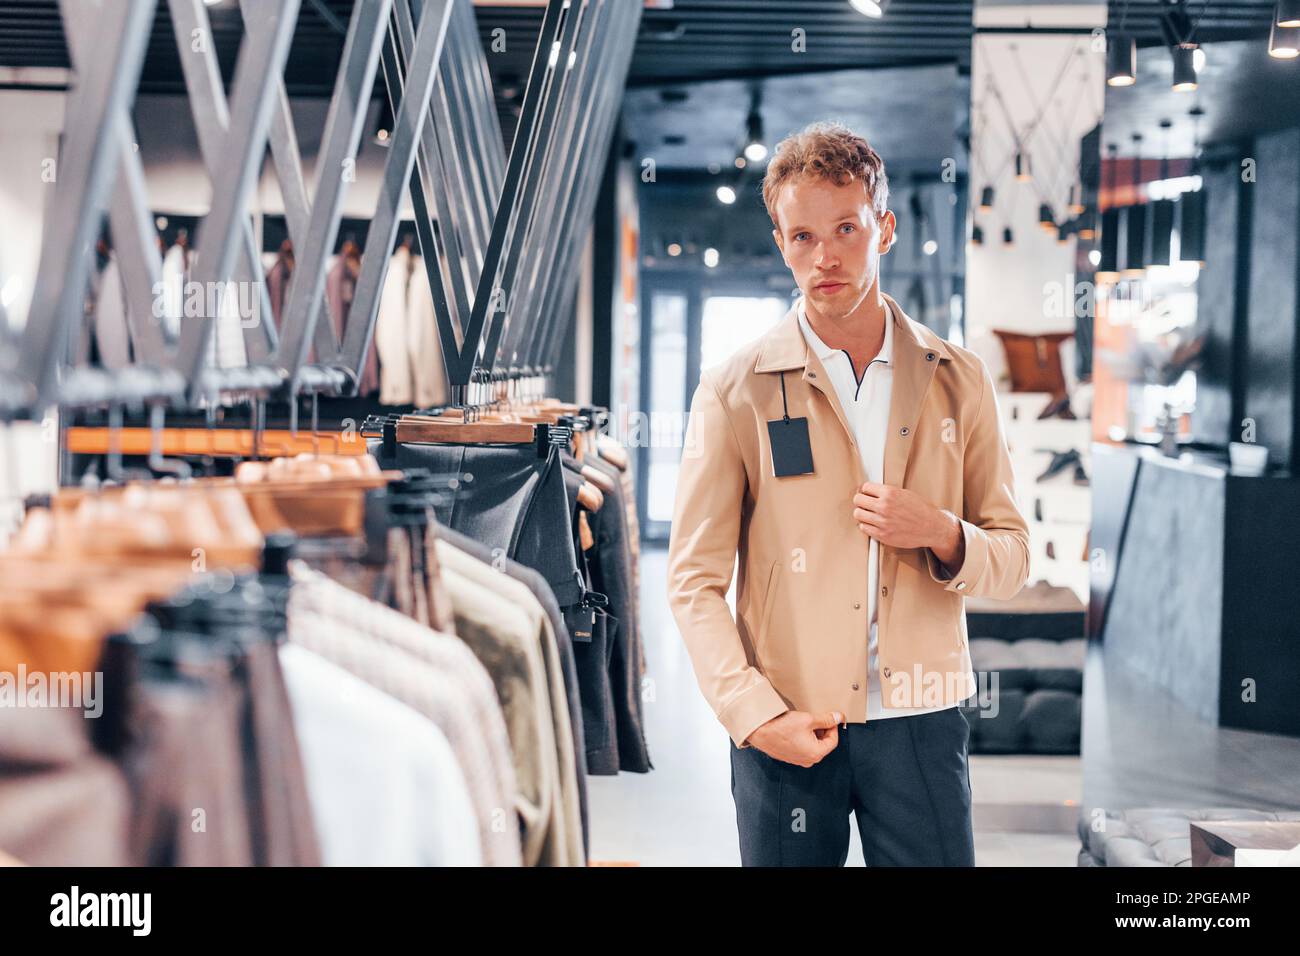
left=0, top=0, right=642, bottom=437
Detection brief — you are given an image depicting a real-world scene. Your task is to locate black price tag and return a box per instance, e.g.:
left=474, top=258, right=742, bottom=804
left=565, top=603, right=596, bottom=643
left=767, top=416, right=814, bottom=477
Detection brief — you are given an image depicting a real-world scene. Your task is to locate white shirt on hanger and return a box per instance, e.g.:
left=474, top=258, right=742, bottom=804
left=797, top=296, right=955, bottom=720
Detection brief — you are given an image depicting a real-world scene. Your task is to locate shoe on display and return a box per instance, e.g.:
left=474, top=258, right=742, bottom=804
left=1035, top=448, right=1082, bottom=483
left=1036, top=394, right=1077, bottom=421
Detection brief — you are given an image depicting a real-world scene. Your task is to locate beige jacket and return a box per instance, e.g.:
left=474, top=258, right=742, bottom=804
left=667, top=293, right=1030, bottom=748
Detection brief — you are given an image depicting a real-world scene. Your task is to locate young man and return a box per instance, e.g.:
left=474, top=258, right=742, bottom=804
left=666, top=122, right=1030, bottom=867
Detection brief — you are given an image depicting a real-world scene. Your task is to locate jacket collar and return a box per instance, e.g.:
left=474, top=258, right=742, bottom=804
left=797, top=296, right=895, bottom=367
left=754, top=291, right=950, bottom=374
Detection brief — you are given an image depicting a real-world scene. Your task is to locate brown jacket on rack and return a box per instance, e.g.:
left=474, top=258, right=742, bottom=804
left=666, top=293, right=1031, bottom=749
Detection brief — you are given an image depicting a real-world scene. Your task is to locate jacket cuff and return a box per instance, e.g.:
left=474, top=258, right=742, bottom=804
left=925, top=518, right=989, bottom=595
left=718, top=680, right=790, bottom=749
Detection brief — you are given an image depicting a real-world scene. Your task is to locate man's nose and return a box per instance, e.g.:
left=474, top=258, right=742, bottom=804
left=814, top=242, right=838, bottom=267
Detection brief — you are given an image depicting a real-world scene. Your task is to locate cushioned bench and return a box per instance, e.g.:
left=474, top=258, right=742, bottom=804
left=962, top=583, right=1085, bottom=755
left=1077, top=807, right=1300, bottom=866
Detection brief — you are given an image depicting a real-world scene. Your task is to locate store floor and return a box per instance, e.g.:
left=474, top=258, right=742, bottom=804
left=1082, top=642, right=1300, bottom=813
left=587, top=546, right=1082, bottom=866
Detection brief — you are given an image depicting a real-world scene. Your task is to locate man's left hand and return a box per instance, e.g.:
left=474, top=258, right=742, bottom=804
left=852, top=481, right=964, bottom=570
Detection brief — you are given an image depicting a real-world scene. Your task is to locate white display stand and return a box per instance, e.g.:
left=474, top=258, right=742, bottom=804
left=996, top=390, right=1091, bottom=604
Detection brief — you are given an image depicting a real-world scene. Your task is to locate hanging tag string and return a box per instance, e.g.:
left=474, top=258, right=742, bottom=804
left=779, top=371, right=791, bottom=422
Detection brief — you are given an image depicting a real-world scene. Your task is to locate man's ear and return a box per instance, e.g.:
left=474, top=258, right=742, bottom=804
left=878, top=210, right=898, bottom=254
left=772, top=227, right=789, bottom=266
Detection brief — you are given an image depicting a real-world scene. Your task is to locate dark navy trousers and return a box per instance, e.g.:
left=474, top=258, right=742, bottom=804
left=729, top=706, right=976, bottom=867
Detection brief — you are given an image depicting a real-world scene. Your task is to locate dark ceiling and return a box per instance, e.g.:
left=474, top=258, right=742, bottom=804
left=1102, top=37, right=1300, bottom=158
left=623, top=62, right=969, bottom=173
left=0, top=0, right=977, bottom=148
left=1104, top=1, right=1285, bottom=47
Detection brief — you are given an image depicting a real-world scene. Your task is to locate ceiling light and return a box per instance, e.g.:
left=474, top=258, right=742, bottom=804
left=849, top=0, right=884, bottom=18
left=923, top=239, right=938, bottom=256
left=1178, top=189, right=1206, bottom=265
left=1107, top=34, right=1137, bottom=86
left=1015, top=151, right=1031, bottom=182
left=1038, top=203, right=1056, bottom=232
left=1096, top=207, right=1121, bottom=281
left=716, top=185, right=737, bottom=205
left=1089, top=249, right=1101, bottom=267
left=1172, top=45, right=1198, bottom=91
left=704, top=248, right=720, bottom=268
left=1193, top=47, right=1206, bottom=71
left=744, top=99, right=767, bottom=163
left=1269, top=19, right=1300, bottom=57
left=667, top=243, right=682, bottom=257
left=734, top=156, right=746, bottom=169
left=1277, top=1, right=1300, bottom=29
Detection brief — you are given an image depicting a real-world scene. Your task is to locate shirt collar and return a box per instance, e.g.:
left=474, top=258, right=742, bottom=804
left=797, top=295, right=894, bottom=366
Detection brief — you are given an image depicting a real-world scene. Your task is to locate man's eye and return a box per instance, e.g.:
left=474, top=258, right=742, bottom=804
left=840, top=223, right=856, bottom=233
left=795, top=233, right=809, bottom=241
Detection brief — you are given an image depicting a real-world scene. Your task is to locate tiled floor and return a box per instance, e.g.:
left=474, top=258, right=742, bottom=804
left=1082, top=641, right=1300, bottom=813
left=587, top=546, right=1083, bottom=866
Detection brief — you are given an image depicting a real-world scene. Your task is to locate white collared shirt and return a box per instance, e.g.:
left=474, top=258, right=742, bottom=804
left=797, top=297, right=955, bottom=720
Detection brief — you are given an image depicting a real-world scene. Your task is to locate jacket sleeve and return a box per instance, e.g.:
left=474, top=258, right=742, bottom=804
left=925, top=355, right=1031, bottom=600
left=667, top=370, right=790, bottom=748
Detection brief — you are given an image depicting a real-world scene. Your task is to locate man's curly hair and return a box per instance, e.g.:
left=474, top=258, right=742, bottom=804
left=762, top=121, right=890, bottom=230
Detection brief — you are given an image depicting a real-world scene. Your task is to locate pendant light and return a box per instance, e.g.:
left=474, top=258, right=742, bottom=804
left=1038, top=202, right=1056, bottom=232
left=1146, top=119, right=1176, bottom=266
left=1179, top=106, right=1207, bottom=267
left=1056, top=221, right=1073, bottom=245
left=971, top=224, right=985, bottom=246
left=1068, top=183, right=1086, bottom=215
left=1015, top=150, right=1032, bottom=182
left=1277, top=0, right=1300, bottom=28
left=1077, top=206, right=1097, bottom=240
left=979, top=186, right=995, bottom=212
left=1003, top=227, right=1014, bottom=245
left=1096, top=143, right=1121, bottom=282
left=1121, top=135, right=1146, bottom=278
left=1179, top=190, right=1206, bottom=264
left=1269, top=18, right=1300, bottom=57
left=1171, top=44, right=1198, bottom=91
left=1107, top=34, right=1137, bottom=86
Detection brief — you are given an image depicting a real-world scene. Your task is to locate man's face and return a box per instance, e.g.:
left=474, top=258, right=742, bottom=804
left=772, top=175, right=896, bottom=320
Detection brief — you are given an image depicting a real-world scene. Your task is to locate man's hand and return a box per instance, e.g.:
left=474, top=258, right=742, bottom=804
left=852, top=481, right=965, bottom=572
left=745, top=710, right=843, bottom=767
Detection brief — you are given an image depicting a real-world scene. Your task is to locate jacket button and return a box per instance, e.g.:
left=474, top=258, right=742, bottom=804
left=853, top=601, right=861, bottom=609
left=956, top=581, right=967, bottom=591
left=900, top=426, right=910, bottom=436
left=926, top=352, right=935, bottom=361
left=808, top=371, right=817, bottom=378
left=881, top=586, right=888, bottom=597
left=851, top=682, right=860, bottom=691
left=883, top=667, right=892, bottom=679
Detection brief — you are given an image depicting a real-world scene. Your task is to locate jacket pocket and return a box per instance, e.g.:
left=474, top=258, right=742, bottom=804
left=754, top=559, right=781, bottom=656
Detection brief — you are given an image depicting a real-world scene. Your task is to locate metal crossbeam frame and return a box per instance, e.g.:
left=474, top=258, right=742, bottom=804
left=536, top=1, right=642, bottom=374
left=173, top=0, right=301, bottom=398
left=511, top=0, right=638, bottom=374
left=12, top=0, right=157, bottom=413
left=8, top=0, right=642, bottom=418
left=336, top=0, right=454, bottom=384
left=270, top=0, right=391, bottom=388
